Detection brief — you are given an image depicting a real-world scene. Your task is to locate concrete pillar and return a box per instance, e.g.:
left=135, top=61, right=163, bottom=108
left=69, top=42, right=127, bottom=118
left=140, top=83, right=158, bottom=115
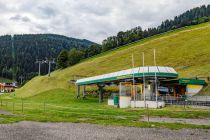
left=98, top=85, right=104, bottom=103
left=77, top=85, right=80, bottom=98
left=83, top=85, right=86, bottom=98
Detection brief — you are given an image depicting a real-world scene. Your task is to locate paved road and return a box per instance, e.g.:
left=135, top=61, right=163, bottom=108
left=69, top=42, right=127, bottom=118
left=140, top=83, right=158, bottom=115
left=0, top=121, right=210, bottom=140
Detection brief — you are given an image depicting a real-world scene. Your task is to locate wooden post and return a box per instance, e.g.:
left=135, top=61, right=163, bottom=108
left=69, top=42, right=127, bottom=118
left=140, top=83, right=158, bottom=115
left=13, top=102, right=15, bottom=113
left=21, top=98, right=23, bottom=113
left=147, top=104, right=150, bottom=125
left=44, top=101, right=46, bottom=114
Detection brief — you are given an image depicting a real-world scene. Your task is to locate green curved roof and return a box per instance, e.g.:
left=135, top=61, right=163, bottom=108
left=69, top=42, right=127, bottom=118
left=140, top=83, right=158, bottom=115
left=76, top=66, right=178, bottom=85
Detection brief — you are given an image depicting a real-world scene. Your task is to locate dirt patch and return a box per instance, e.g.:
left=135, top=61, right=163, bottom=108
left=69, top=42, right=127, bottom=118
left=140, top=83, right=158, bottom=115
left=141, top=116, right=210, bottom=125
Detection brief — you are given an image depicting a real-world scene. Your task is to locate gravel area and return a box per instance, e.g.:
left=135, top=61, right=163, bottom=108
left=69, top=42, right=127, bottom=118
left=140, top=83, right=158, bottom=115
left=141, top=116, right=210, bottom=125
left=0, top=110, right=13, bottom=115
left=0, top=121, right=210, bottom=140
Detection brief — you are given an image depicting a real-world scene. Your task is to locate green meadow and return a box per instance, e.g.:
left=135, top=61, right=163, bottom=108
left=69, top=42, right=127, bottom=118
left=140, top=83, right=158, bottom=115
left=1, top=89, right=210, bottom=129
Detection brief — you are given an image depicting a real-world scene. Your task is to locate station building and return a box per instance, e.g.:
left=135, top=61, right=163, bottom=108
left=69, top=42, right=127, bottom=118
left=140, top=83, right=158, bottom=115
left=75, top=66, right=206, bottom=108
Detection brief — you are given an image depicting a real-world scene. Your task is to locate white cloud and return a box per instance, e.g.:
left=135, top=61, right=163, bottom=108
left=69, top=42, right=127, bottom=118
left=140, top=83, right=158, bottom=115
left=0, top=0, right=209, bottom=43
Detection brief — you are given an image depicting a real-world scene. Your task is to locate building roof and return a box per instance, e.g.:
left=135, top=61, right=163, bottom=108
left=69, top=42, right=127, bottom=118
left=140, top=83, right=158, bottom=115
left=76, top=66, right=178, bottom=85
left=161, top=78, right=206, bottom=85
left=0, top=83, right=15, bottom=87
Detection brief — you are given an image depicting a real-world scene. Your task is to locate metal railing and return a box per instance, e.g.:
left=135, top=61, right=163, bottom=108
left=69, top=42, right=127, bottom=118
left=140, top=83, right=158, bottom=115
left=130, top=94, right=210, bottom=107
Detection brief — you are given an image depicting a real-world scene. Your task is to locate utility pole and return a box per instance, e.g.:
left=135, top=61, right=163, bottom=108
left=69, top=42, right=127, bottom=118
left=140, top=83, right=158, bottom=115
left=19, top=75, right=24, bottom=85
left=132, top=54, right=136, bottom=108
left=35, top=59, right=44, bottom=76
left=154, top=48, right=158, bottom=108
left=142, top=52, right=146, bottom=108
left=44, top=58, right=55, bottom=77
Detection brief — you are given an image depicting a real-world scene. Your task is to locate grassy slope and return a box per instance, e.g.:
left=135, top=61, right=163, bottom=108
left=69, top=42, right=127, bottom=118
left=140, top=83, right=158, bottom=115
left=197, top=82, right=210, bottom=96
left=16, top=22, right=210, bottom=97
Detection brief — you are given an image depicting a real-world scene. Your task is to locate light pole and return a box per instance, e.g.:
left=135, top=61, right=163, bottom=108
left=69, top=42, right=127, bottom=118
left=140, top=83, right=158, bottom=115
left=154, top=48, right=158, bottom=108
left=142, top=52, right=146, bottom=108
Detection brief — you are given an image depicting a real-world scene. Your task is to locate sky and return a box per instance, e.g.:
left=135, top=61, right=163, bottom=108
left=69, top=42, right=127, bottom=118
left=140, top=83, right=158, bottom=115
left=0, top=0, right=209, bottom=43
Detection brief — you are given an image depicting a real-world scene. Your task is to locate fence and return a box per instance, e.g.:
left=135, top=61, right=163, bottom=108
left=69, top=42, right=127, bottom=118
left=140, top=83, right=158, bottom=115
left=0, top=98, right=137, bottom=120
left=159, top=95, right=210, bottom=107
left=0, top=95, right=210, bottom=117
left=130, top=94, right=210, bottom=107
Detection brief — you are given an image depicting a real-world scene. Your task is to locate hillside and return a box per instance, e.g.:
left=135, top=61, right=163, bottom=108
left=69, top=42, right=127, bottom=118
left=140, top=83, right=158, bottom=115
left=15, top=22, right=210, bottom=97
left=102, top=5, right=210, bottom=52
left=0, top=34, right=97, bottom=82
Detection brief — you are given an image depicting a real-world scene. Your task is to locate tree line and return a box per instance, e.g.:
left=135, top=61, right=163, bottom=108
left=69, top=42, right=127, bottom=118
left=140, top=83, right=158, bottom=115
left=102, top=5, right=210, bottom=52
left=57, top=44, right=101, bottom=69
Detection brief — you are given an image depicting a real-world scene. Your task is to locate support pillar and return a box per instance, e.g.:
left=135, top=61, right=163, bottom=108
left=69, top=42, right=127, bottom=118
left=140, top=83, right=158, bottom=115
left=77, top=85, right=80, bottom=98
left=98, top=85, right=104, bottom=103
left=168, top=86, right=171, bottom=96
left=174, top=86, right=177, bottom=98
left=83, top=85, right=86, bottom=99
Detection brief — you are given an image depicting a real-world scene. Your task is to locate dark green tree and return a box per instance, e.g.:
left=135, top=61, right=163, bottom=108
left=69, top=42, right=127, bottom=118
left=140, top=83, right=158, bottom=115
left=68, top=48, right=85, bottom=66
left=57, top=50, right=69, bottom=69
left=84, top=44, right=101, bottom=58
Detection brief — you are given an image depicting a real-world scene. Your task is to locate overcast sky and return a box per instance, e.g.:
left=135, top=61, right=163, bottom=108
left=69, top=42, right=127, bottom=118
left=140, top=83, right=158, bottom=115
left=0, top=0, right=209, bottom=43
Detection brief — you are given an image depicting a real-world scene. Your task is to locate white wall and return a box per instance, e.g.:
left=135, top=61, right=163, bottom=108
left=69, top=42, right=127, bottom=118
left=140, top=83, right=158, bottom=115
left=186, top=84, right=203, bottom=97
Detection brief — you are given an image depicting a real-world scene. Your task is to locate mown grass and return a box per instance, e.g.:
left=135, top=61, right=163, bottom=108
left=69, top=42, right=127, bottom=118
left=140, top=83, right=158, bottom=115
left=1, top=89, right=210, bottom=129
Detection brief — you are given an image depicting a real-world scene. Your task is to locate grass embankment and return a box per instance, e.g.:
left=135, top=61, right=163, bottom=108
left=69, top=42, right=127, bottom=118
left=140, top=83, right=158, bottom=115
left=15, top=22, right=210, bottom=97
left=197, top=82, right=210, bottom=96
left=1, top=89, right=210, bottom=129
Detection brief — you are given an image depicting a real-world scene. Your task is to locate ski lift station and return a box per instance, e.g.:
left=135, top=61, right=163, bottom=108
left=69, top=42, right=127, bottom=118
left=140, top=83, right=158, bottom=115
left=75, top=66, right=206, bottom=108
